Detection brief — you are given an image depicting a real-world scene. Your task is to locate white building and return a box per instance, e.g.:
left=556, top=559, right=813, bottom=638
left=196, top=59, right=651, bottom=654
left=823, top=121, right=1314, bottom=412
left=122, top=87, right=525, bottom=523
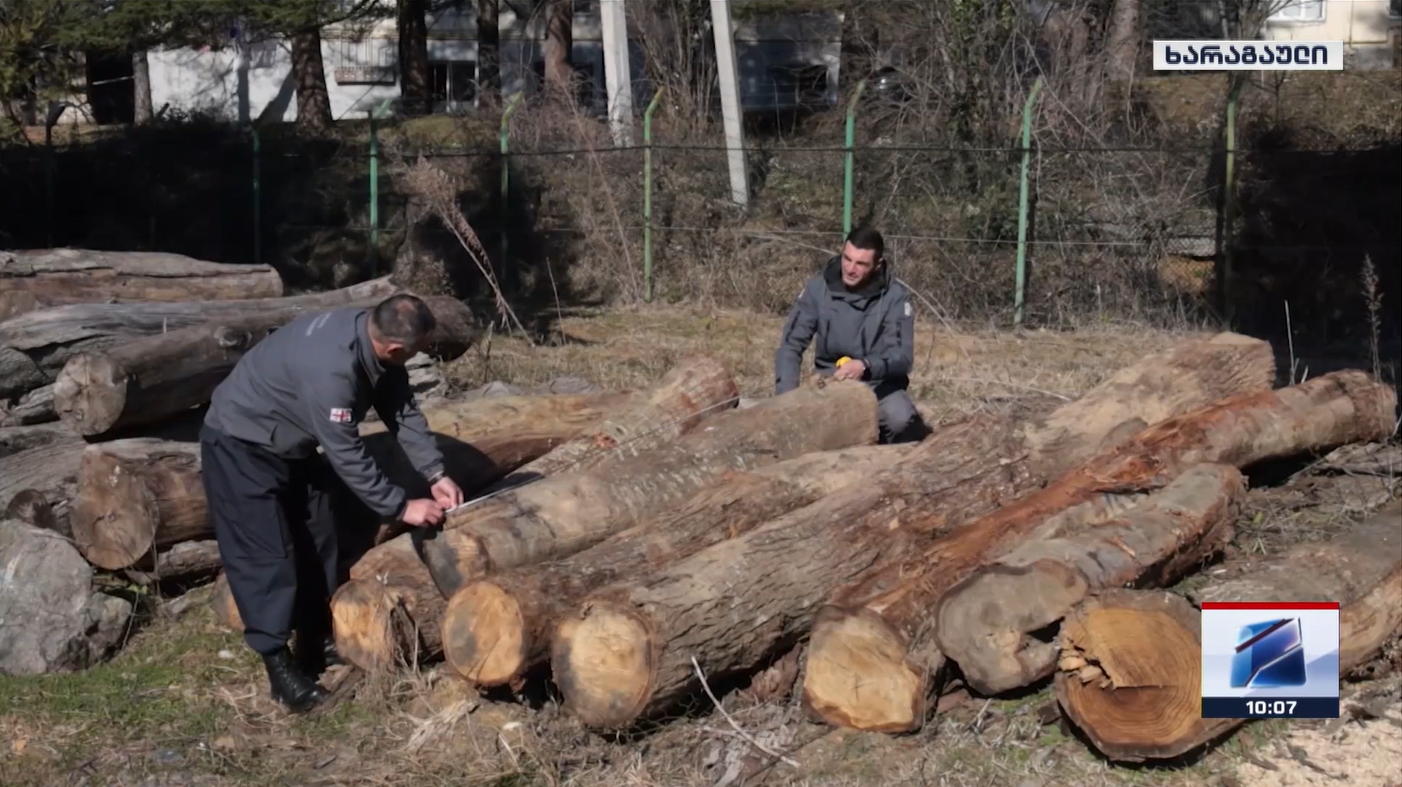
left=145, top=3, right=842, bottom=125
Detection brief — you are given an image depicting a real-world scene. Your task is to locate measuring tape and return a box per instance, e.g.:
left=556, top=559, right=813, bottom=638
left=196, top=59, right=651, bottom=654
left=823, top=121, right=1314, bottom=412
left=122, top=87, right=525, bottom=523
left=836, top=356, right=852, bottom=368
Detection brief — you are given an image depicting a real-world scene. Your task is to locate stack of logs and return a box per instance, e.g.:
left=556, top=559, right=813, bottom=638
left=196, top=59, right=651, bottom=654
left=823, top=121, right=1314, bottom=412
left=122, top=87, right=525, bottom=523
left=4, top=249, right=1399, bottom=766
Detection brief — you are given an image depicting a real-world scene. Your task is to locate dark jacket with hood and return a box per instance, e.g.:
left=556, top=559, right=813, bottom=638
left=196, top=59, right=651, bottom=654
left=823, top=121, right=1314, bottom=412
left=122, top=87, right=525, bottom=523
left=774, top=254, right=914, bottom=396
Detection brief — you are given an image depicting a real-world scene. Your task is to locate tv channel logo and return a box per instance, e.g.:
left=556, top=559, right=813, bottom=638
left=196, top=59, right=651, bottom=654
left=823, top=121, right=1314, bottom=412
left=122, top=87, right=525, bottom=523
left=1201, top=602, right=1340, bottom=719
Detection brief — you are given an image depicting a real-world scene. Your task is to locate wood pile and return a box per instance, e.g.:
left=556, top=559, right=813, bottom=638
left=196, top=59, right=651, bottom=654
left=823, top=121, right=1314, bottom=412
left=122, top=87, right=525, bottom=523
left=4, top=248, right=1400, bottom=768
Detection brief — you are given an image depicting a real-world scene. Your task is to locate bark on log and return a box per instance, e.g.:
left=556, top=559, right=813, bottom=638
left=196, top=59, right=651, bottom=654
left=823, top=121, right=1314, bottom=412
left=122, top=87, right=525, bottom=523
left=337, top=379, right=870, bottom=674
left=0, top=384, right=55, bottom=426
left=0, top=275, right=399, bottom=400
left=443, top=444, right=916, bottom=688
left=481, top=355, right=742, bottom=491
left=52, top=295, right=477, bottom=438
left=1, top=423, right=85, bottom=535
left=0, top=248, right=284, bottom=320
left=81, top=393, right=632, bottom=574
left=211, top=572, right=243, bottom=632
left=548, top=333, right=1278, bottom=729
left=3, top=489, right=62, bottom=536
left=124, top=540, right=222, bottom=585
left=420, top=381, right=879, bottom=599
left=801, top=369, right=1396, bottom=732
left=933, top=462, right=1246, bottom=695
left=1055, top=497, right=1402, bottom=762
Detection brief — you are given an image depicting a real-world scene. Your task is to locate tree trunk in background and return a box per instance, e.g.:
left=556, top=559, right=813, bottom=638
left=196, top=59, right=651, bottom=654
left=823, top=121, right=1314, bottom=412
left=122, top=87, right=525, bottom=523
left=132, top=51, right=152, bottom=124
left=1105, top=0, right=1142, bottom=81
left=398, top=0, right=431, bottom=115
left=839, top=0, right=879, bottom=90
left=477, top=0, right=500, bottom=103
left=544, top=0, right=574, bottom=97
left=291, top=27, right=334, bottom=132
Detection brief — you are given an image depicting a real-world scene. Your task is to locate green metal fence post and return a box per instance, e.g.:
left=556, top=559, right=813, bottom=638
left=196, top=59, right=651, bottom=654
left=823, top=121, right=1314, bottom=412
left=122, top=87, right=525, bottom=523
left=368, top=98, right=393, bottom=275
left=643, top=87, right=665, bottom=303
left=251, top=126, right=261, bottom=266
left=1221, top=75, right=1245, bottom=327
left=1013, top=76, right=1044, bottom=328
left=842, top=81, right=867, bottom=236
left=500, top=93, right=523, bottom=268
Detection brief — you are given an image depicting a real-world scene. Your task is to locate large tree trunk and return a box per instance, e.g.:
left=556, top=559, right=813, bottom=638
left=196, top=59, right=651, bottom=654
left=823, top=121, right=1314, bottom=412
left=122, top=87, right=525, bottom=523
left=1055, top=498, right=1402, bottom=762
left=801, top=370, right=1397, bottom=732
left=543, top=0, right=574, bottom=97
left=0, top=249, right=283, bottom=321
left=547, top=334, right=1277, bottom=729
left=0, top=384, right=55, bottom=427
left=72, top=393, right=631, bottom=572
left=132, top=51, right=153, bottom=124
left=933, top=463, right=1246, bottom=695
left=335, top=380, right=875, bottom=673
left=0, top=276, right=398, bottom=402
left=477, top=0, right=500, bottom=103
left=1104, top=0, right=1142, bottom=81
left=398, top=0, right=431, bottom=115
left=51, top=295, right=476, bottom=439
left=420, top=381, right=879, bottom=598
left=291, top=27, right=334, bottom=133
left=443, top=444, right=916, bottom=688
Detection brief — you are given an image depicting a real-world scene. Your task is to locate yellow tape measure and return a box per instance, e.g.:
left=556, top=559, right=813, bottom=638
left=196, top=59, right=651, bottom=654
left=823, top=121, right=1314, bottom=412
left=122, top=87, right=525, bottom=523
left=836, top=356, right=852, bottom=368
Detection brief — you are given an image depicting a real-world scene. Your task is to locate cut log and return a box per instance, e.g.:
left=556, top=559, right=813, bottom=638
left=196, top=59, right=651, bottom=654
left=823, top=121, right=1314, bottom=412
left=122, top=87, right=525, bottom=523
left=1055, top=498, right=1402, bottom=762
left=3, top=489, right=63, bottom=536
left=71, top=440, right=206, bottom=571
left=0, top=248, right=284, bottom=320
left=73, top=393, right=632, bottom=572
left=481, top=355, right=742, bottom=491
left=0, top=423, right=85, bottom=535
left=420, top=381, right=879, bottom=599
left=124, top=540, right=223, bottom=585
left=933, top=462, right=1246, bottom=695
left=211, top=572, right=244, bottom=632
left=442, top=444, right=916, bottom=688
left=0, top=275, right=399, bottom=401
left=0, top=518, right=134, bottom=676
left=548, top=333, right=1278, bottom=729
left=801, top=369, right=1397, bottom=732
left=52, top=295, right=478, bottom=438
left=337, top=378, right=868, bottom=673
left=0, top=384, right=55, bottom=426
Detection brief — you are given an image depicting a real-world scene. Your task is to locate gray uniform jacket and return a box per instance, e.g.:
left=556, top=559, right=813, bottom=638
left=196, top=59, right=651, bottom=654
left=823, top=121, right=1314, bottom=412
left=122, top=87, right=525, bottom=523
left=775, top=255, right=914, bottom=396
left=204, top=306, right=446, bottom=519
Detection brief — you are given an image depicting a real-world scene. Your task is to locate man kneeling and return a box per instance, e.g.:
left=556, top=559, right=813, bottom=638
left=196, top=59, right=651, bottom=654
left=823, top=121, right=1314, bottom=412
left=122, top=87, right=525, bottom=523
left=774, top=226, right=926, bottom=443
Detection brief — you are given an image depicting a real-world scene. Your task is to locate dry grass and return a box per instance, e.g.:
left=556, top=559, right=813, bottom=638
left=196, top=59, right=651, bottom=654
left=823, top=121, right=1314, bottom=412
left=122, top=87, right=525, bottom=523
left=2, top=308, right=1398, bottom=787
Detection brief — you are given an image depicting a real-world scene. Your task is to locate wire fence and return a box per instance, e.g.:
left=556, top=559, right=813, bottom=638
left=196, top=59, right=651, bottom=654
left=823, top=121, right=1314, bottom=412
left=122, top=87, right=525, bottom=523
left=0, top=69, right=1398, bottom=347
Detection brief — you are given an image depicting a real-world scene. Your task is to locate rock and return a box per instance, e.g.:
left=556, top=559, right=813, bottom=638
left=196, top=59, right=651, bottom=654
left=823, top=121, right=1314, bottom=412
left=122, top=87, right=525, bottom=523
left=0, top=518, right=133, bottom=675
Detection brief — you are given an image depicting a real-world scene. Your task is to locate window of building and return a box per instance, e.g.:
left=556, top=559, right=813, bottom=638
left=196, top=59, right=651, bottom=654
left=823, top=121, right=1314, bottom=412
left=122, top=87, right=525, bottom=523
left=430, top=60, right=477, bottom=109
left=1268, top=0, right=1326, bottom=23
left=1390, top=0, right=1401, bottom=18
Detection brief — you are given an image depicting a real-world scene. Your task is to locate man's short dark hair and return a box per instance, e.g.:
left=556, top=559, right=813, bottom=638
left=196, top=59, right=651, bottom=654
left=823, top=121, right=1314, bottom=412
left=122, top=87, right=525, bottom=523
left=370, top=294, right=437, bottom=345
left=845, top=225, right=884, bottom=261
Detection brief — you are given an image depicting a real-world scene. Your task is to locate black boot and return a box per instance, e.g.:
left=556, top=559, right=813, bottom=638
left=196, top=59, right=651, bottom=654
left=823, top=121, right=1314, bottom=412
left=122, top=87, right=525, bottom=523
left=262, top=647, right=328, bottom=713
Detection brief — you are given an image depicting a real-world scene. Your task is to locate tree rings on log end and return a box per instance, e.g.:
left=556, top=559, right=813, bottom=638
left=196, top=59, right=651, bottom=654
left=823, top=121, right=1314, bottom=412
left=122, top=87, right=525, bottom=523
left=53, top=352, right=128, bottom=436
left=331, top=579, right=415, bottom=674
left=1053, top=589, right=1205, bottom=762
left=71, top=446, right=159, bottom=569
left=552, top=603, right=655, bottom=729
left=443, top=581, right=527, bottom=686
left=802, top=606, right=925, bottom=733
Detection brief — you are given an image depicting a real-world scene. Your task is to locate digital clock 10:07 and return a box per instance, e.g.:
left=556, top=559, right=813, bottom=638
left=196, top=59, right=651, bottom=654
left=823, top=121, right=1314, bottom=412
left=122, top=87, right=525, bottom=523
left=1246, top=699, right=1297, bottom=717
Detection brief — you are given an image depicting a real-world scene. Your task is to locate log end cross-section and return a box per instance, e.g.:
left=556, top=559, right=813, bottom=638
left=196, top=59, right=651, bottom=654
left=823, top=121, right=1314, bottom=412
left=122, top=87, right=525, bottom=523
left=551, top=604, right=657, bottom=730
left=71, top=439, right=207, bottom=570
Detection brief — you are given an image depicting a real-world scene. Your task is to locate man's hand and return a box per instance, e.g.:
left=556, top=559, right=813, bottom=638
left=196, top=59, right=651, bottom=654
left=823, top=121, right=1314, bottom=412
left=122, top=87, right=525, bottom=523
left=430, top=476, right=465, bottom=510
left=833, top=359, right=867, bottom=381
left=400, top=498, right=446, bottom=527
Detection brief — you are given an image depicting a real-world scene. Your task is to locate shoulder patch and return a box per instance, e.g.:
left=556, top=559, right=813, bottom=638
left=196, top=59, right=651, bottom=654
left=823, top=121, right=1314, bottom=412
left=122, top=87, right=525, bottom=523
left=329, top=407, right=354, bottom=424
left=903, top=301, right=913, bottom=318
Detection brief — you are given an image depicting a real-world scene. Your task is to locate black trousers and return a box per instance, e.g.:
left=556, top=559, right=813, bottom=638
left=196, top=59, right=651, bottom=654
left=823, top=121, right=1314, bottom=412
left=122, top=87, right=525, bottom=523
left=200, top=425, right=375, bottom=656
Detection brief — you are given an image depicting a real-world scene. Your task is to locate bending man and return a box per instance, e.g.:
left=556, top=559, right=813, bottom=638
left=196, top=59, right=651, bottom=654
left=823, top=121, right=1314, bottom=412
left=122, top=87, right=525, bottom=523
left=774, top=226, right=925, bottom=443
left=201, top=293, right=464, bottom=712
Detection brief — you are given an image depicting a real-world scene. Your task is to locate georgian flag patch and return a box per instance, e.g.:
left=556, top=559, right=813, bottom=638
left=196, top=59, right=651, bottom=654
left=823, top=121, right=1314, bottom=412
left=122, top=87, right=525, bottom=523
left=329, top=407, right=353, bottom=424
left=903, top=301, right=913, bottom=318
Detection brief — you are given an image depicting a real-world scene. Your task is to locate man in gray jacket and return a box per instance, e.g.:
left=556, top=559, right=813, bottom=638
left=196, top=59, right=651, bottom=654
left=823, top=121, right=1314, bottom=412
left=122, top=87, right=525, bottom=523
left=201, top=293, right=463, bottom=712
left=775, top=226, right=924, bottom=443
